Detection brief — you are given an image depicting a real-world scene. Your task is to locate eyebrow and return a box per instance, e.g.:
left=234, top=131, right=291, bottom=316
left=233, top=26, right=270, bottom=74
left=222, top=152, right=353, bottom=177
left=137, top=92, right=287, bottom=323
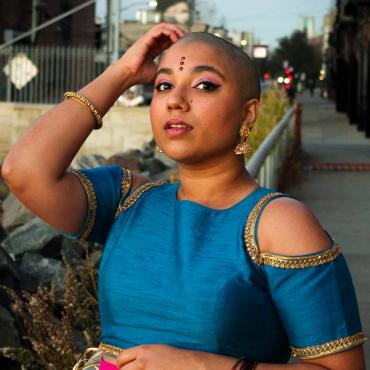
left=155, top=65, right=226, bottom=81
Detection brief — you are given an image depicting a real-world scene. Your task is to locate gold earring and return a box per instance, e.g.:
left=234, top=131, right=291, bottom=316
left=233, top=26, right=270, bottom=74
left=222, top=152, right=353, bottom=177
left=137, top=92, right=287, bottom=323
left=234, top=124, right=252, bottom=155
left=155, top=145, right=164, bottom=153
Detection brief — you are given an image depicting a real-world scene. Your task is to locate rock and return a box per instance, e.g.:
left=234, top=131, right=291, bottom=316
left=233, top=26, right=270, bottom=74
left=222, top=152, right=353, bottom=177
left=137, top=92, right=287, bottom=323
left=1, top=217, right=60, bottom=257
left=20, top=252, right=64, bottom=289
left=105, top=153, right=143, bottom=172
left=142, top=158, right=168, bottom=176
left=61, top=238, right=84, bottom=265
left=152, top=168, right=179, bottom=182
left=75, top=154, right=107, bottom=169
left=0, top=305, right=21, bottom=347
left=0, top=172, right=10, bottom=201
left=154, top=151, right=178, bottom=169
left=1, top=192, right=34, bottom=233
left=39, top=235, right=64, bottom=259
left=0, top=245, right=21, bottom=287
left=141, top=142, right=155, bottom=159
left=0, top=223, right=6, bottom=243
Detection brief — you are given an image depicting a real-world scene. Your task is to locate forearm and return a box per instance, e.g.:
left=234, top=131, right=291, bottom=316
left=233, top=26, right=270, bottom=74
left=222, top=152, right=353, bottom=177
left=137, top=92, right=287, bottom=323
left=2, top=62, right=133, bottom=186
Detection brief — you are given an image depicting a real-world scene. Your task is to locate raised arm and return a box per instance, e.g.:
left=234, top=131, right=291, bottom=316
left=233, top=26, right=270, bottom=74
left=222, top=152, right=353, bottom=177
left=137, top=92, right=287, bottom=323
left=1, top=24, right=185, bottom=236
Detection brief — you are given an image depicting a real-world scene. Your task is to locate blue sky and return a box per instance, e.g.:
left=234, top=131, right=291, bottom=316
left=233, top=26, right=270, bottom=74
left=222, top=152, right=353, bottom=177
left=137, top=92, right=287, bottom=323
left=96, top=0, right=334, bottom=48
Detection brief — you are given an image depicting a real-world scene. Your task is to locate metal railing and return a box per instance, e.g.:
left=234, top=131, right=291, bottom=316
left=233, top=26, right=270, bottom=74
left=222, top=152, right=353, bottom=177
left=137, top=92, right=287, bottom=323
left=246, top=105, right=300, bottom=190
left=0, top=45, right=108, bottom=104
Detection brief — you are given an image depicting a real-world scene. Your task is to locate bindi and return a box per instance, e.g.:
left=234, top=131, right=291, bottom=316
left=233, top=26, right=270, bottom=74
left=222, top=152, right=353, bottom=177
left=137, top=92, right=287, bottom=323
left=179, top=56, right=186, bottom=71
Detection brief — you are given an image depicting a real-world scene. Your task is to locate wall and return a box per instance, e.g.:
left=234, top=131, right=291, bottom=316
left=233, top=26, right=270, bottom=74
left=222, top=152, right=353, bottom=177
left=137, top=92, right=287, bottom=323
left=0, top=102, right=153, bottom=164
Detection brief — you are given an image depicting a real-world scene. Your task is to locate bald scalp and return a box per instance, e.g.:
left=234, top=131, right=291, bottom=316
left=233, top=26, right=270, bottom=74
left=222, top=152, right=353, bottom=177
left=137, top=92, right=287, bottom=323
left=174, top=32, right=261, bottom=101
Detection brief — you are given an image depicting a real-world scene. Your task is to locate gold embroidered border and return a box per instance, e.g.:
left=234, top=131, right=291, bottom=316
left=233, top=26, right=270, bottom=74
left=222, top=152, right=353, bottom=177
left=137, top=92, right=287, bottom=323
left=259, top=245, right=340, bottom=269
left=243, top=192, right=340, bottom=268
left=99, top=342, right=124, bottom=356
left=114, top=168, right=133, bottom=219
left=114, top=181, right=166, bottom=217
left=69, top=169, right=97, bottom=241
left=291, top=332, right=367, bottom=359
left=243, top=192, right=282, bottom=265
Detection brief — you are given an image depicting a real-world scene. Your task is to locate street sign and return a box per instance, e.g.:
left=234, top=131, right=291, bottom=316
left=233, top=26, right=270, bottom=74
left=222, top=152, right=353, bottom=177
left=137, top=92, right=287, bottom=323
left=3, top=53, right=38, bottom=90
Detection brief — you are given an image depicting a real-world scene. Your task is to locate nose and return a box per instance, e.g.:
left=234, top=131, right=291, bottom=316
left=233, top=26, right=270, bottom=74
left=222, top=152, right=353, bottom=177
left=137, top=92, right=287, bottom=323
left=166, top=87, right=190, bottom=112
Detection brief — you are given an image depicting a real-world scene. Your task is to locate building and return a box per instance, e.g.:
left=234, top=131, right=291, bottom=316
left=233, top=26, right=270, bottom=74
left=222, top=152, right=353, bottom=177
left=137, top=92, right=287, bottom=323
left=328, top=0, right=370, bottom=136
left=0, top=0, right=99, bottom=47
left=298, top=16, right=316, bottom=40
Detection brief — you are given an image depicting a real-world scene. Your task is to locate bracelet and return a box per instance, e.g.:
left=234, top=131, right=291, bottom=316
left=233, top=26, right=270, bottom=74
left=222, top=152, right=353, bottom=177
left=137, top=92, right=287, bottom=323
left=64, top=91, right=103, bottom=130
left=231, top=356, right=258, bottom=370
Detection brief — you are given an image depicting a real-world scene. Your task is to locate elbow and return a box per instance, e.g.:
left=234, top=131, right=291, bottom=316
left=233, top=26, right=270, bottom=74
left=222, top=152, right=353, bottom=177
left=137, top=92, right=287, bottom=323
left=1, top=159, right=26, bottom=194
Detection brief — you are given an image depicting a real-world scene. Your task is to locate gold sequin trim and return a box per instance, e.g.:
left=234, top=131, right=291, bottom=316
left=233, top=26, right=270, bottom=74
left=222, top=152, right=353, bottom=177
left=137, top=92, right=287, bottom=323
left=69, top=169, right=97, bottom=241
left=244, top=192, right=341, bottom=268
left=291, top=332, right=367, bottom=359
left=259, top=245, right=340, bottom=268
left=114, top=168, right=133, bottom=219
left=244, top=192, right=281, bottom=265
left=115, top=181, right=166, bottom=217
left=98, top=342, right=124, bottom=356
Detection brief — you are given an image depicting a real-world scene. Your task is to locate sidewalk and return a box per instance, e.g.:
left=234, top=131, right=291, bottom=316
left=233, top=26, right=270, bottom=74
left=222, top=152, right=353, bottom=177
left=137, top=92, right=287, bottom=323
left=285, top=92, right=370, bottom=363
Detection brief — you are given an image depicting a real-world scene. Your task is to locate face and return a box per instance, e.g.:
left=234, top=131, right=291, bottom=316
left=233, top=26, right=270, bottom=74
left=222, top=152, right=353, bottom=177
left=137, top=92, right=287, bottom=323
left=150, top=41, right=253, bottom=165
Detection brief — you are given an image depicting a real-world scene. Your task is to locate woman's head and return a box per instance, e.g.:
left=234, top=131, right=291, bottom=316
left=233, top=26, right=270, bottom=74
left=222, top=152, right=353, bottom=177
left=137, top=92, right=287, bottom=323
left=150, top=32, right=260, bottom=166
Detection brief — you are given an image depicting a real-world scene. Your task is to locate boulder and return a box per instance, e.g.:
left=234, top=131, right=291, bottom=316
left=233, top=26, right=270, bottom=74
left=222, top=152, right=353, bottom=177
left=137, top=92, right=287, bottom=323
left=0, top=305, right=21, bottom=347
left=61, top=238, right=84, bottom=265
left=0, top=245, right=21, bottom=287
left=19, top=252, right=64, bottom=289
left=75, top=154, right=107, bottom=169
left=154, top=151, right=178, bottom=169
left=1, top=217, right=60, bottom=257
left=1, top=192, right=34, bottom=233
left=142, top=158, right=168, bottom=176
left=106, top=153, right=143, bottom=172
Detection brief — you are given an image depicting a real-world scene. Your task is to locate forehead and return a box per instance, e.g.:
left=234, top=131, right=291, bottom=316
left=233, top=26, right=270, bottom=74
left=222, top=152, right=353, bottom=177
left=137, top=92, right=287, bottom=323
left=159, top=41, right=232, bottom=71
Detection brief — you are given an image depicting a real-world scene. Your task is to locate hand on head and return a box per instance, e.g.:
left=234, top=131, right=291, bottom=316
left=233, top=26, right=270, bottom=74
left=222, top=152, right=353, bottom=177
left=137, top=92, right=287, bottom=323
left=118, top=23, right=187, bottom=86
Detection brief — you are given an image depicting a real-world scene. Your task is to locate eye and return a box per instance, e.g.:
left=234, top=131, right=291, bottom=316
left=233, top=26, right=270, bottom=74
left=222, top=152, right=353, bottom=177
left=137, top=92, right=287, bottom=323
left=155, top=82, right=172, bottom=92
left=195, top=81, right=220, bottom=91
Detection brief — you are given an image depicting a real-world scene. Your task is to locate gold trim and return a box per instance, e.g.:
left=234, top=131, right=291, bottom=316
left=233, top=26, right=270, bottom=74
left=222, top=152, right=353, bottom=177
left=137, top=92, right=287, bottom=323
left=69, top=169, right=97, bottom=242
left=114, top=181, right=166, bottom=217
left=98, top=342, right=124, bottom=356
left=291, top=332, right=367, bottom=359
left=244, top=192, right=282, bottom=265
left=259, top=245, right=340, bottom=269
left=114, top=168, right=133, bottom=219
left=243, top=192, right=340, bottom=268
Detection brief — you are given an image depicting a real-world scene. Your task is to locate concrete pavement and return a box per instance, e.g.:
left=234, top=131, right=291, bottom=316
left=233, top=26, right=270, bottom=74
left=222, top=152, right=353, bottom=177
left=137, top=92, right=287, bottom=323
left=284, top=92, right=370, bottom=364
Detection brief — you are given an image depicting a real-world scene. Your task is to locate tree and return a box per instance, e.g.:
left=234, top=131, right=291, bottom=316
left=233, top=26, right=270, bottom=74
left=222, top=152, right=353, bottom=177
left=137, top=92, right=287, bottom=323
left=269, top=31, right=322, bottom=80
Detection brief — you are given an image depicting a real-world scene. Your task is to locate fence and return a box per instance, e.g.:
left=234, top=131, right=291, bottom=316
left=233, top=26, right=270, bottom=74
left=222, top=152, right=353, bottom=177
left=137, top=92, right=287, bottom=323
left=246, top=104, right=301, bottom=190
left=0, top=45, right=108, bottom=104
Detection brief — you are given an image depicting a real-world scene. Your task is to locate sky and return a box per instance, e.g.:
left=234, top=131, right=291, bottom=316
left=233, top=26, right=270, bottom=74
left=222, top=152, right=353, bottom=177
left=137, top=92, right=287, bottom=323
left=96, top=0, right=335, bottom=49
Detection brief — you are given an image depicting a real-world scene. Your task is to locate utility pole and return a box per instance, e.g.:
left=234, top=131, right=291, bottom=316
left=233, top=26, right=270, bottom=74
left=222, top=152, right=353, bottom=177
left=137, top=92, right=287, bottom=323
left=106, top=0, right=121, bottom=64
left=187, top=0, right=195, bottom=31
left=31, top=0, right=38, bottom=44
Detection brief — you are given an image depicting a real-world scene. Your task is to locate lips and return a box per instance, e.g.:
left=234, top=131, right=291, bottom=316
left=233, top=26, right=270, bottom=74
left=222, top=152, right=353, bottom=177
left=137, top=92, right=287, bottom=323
left=164, top=118, right=193, bottom=137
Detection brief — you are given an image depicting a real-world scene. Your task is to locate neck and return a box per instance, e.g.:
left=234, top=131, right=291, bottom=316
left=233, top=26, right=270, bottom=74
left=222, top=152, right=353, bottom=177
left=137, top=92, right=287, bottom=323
left=176, top=154, right=258, bottom=209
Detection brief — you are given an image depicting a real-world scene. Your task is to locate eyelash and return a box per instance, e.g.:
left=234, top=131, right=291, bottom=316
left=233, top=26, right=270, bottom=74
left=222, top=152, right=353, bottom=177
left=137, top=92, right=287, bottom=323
left=154, top=80, right=220, bottom=92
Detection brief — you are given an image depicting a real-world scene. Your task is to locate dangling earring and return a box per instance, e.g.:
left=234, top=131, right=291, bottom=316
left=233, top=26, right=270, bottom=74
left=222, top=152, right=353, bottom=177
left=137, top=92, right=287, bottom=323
left=155, top=145, right=164, bottom=153
left=234, top=124, right=252, bottom=155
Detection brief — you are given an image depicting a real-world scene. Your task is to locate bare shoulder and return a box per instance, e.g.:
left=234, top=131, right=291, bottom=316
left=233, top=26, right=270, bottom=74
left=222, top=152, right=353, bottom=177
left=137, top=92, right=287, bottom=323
left=257, top=196, right=332, bottom=256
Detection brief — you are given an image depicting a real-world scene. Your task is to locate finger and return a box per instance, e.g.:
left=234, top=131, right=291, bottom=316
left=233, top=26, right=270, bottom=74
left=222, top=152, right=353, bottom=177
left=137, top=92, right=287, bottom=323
left=116, top=347, right=139, bottom=367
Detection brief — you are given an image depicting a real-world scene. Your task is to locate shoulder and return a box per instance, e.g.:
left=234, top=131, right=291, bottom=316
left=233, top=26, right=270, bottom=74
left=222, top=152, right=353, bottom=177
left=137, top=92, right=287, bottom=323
left=256, top=195, right=332, bottom=256
left=131, top=173, right=152, bottom=192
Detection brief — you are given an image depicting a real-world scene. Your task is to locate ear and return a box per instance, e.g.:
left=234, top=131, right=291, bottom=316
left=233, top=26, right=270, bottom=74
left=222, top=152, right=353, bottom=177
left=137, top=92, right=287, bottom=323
left=242, top=99, right=260, bottom=128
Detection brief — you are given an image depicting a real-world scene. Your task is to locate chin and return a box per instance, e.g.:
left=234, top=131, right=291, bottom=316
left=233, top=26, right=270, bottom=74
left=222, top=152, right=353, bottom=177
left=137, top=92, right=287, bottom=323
left=163, top=147, right=201, bottom=165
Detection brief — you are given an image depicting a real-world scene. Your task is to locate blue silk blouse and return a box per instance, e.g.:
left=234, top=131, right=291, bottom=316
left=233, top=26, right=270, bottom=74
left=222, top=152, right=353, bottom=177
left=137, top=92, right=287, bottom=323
left=61, top=164, right=366, bottom=363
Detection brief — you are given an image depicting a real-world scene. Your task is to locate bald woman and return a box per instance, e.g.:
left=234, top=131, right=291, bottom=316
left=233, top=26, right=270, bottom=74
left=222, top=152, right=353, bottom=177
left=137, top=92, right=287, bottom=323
left=2, top=24, right=366, bottom=370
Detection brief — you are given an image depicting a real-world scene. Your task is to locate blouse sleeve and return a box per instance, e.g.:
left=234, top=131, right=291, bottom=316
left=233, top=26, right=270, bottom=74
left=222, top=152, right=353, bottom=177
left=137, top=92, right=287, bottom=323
left=244, top=192, right=367, bottom=360
left=60, top=164, right=132, bottom=246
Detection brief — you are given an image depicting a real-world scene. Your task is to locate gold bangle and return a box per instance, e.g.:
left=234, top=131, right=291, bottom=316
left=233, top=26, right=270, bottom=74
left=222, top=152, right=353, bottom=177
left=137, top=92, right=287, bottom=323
left=64, top=91, right=103, bottom=130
